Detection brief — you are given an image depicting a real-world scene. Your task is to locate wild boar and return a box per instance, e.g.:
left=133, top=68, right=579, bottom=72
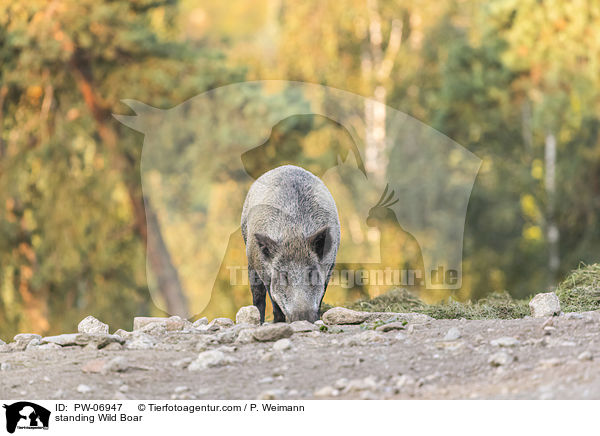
left=241, top=165, right=341, bottom=323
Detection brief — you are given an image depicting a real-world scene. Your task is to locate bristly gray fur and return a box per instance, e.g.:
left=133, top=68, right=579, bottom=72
left=241, top=165, right=341, bottom=323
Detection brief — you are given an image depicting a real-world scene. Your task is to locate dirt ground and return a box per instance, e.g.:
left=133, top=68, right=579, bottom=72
left=1, top=311, right=600, bottom=400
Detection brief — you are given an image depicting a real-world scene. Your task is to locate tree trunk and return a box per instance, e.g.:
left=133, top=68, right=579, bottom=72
left=70, top=57, right=189, bottom=318
left=545, top=132, right=559, bottom=286
left=362, top=0, right=402, bottom=185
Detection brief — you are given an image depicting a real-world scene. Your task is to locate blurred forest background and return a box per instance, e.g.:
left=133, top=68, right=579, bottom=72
left=1, top=0, right=599, bottom=338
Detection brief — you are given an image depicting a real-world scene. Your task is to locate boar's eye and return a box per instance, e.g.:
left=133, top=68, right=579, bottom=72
left=254, top=233, right=278, bottom=260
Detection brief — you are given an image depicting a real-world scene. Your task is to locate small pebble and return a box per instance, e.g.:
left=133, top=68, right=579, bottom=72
left=443, top=327, right=461, bottom=341
left=273, top=338, right=292, bottom=351
left=578, top=351, right=593, bottom=361
left=77, top=384, right=93, bottom=394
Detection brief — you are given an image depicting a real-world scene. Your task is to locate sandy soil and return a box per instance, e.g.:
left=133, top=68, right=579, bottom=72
left=1, top=311, right=599, bottom=400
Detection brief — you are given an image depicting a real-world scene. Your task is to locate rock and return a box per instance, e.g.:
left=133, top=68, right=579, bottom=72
left=13, top=334, right=42, bottom=349
left=114, top=329, right=132, bottom=339
left=119, top=385, right=130, bottom=393
left=236, top=306, right=261, bottom=325
left=25, top=338, right=42, bottom=350
left=394, top=332, right=407, bottom=340
left=290, top=320, right=318, bottom=332
left=76, top=384, right=93, bottom=394
left=578, top=351, right=593, bottom=361
left=1, top=362, right=12, bottom=371
left=314, top=320, right=325, bottom=327
left=125, top=333, right=155, bottom=350
left=174, top=386, right=189, bottom=394
left=214, top=329, right=239, bottom=344
left=208, top=318, right=234, bottom=329
left=260, top=351, right=274, bottom=362
left=216, top=345, right=237, bottom=353
left=40, top=333, right=123, bottom=348
left=104, top=356, right=131, bottom=373
left=113, top=391, right=129, bottom=400
left=0, top=338, right=5, bottom=345
left=443, top=327, right=461, bottom=341
left=39, top=334, right=92, bottom=348
left=133, top=316, right=190, bottom=332
left=252, top=324, right=293, bottom=342
left=188, top=350, right=235, bottom=371
left=78, top=316, right=109, bottom=335
left=235, top=329, right=257, bottom=344
left=272, top=338, right=292, bottom=351
left=192, top=317, right=208, bottom=328
left=81, top=359, right=106, bottom=374
left=172, top=357, right=194, bottom=369
left=435, top=341, right=464, bottom=351
left=257, top=390, right=283, bottom=400
left=341, top=331, right=386, bottom=346
left=344, top=376, right=378, bottom=393
left=538, top=358, right=562, bottom=368
left=322, top=307, right=369, bottom=324
left=37, top=343, right=61, bottom=350
left=194, top=336, right=213, bottom=352
left=529, top=292, right=561, bottom=318
left=314, top=386, right=339, bottom=397
left=376, top=321, right=406, bottom=332
left=139, top=323, right=167, bottom=336
left=259, top=377, right=274, bottom=384
left=82, top=356, right=131, bottom=374
left=322, top=307, right=432, bottom=325
left=103, top=342, right=123, bottom=351
left=490, top=337, right=520, bottom=347
left=488, top=352, right=514, bottom=367
left=393, top=374, right=417, bottom=390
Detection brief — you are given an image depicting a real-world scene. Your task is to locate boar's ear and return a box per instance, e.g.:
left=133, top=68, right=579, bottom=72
left=254, top=233, right=278, bottom=260
left=307, top=227, right=332, bottom=260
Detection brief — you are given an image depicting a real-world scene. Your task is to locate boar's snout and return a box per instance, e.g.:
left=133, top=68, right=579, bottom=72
left=287, top=309, right=320, bottom=323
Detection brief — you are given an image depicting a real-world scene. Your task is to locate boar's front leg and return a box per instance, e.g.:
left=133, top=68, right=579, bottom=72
left=249, top=267, right=266, bottom=323
left=270, top=295, right=285, bottom=323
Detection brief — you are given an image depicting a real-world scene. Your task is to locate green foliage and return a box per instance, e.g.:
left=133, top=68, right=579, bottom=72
left=2, top=0, right=600, bottom=338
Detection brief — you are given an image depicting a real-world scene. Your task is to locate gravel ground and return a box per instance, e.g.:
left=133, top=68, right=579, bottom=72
left=1, top=309, right=599, bottom=400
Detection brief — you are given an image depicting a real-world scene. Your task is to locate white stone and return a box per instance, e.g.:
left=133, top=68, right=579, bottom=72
left=272, top=338, right=292, bottom=351
left=236, top=306, right=261, bottom=325
left=192, top=317, right=208, bottom=328
left=208, top=318, right=234, bottom=329
left=188, top=350, right=235, bottom=371
left=290, top=320, right=318, bottom=332
left=78, top=316, right=109, bottom=335
left=125, top=333, right=155, bottom=350
left=443, top=327, right=461, bottom=341
left=578, top=351, right=593, bottom=361
left=252, top=324, right=293, bottom=342
left=488, top=352, right=514, bottom=367
left=322, top=307, right=432, bottom=325
left=314, top=386, right=339, bottom=397
left=529, top=292, right=561, bottom=318
left=76, top=384, right=93, bottom=394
